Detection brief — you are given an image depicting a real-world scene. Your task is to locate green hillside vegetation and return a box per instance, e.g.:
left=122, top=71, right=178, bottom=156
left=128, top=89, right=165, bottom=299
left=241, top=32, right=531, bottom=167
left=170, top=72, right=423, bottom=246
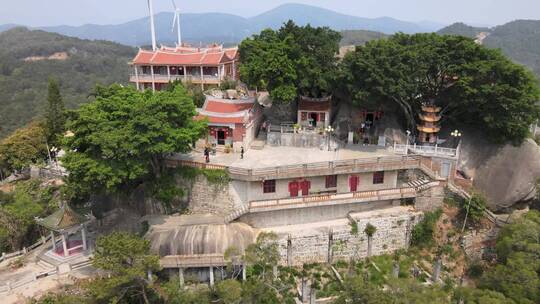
left=340, top=30, right=387, bottom=46
left=437, top=22, right=488, bottom=39
left=484, top=20, right=540, bottom=76
left=0, top=27, right=136, bottom=139
left=439, top=20, right=540, bottom=77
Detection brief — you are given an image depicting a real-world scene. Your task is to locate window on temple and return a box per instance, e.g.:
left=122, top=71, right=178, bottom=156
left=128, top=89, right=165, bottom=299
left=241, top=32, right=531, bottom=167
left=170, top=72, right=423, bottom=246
left=263, top=180, right=276, bottom=193
left=373, top=171, right=385, bottom=184
left=325, top=175, right=337, bottom=188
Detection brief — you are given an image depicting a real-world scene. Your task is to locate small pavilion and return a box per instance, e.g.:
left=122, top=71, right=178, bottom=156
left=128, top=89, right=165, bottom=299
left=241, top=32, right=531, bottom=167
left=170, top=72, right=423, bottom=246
left=36, top=204, right=93, bottom=257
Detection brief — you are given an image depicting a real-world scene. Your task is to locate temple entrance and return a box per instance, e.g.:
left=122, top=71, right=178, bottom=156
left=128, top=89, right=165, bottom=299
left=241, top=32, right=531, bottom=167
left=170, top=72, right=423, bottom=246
left=309, top=113, right=318, bottom=127
left=217, top=131, right=226, bottom=145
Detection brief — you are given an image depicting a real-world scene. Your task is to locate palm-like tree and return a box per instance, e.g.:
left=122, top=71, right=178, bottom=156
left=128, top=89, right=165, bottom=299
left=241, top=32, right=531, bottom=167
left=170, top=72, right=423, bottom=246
left=364, top=223, right=377, bottom=258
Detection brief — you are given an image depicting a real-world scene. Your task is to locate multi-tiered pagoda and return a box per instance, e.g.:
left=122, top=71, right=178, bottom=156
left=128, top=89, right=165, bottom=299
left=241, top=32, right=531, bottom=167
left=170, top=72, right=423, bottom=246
left=417, top=103, right=441, bottom=144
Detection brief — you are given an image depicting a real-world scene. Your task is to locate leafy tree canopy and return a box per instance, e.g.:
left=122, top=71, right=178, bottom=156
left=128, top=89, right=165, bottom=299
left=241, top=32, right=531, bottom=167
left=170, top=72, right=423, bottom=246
left=0, top=120, right=48, bottom=174
left=340, top=33, right=540, bottom=144
left=61, top=84, right=207, bottom=198
left=44, top=78, right=66, bottom=144
left=479, top=210, right=540, bottom=304
left=239, top=21, right=341, bottom=102
left=89, top=232, right=161, bottom=304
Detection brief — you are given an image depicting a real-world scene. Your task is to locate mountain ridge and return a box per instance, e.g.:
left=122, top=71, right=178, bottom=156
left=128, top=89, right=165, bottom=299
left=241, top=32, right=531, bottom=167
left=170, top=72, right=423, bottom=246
left=0, top=3, right=443, bottom=46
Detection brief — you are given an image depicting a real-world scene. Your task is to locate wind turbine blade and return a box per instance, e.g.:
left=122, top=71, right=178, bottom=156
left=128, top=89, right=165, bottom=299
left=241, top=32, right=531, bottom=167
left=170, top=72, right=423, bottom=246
left=171, top=0, right=177, bottom=10
left=171, top=13, right=178, bottom=32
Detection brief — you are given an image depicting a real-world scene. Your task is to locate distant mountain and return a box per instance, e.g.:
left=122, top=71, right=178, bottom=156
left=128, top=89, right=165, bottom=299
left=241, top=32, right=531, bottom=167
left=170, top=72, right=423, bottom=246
left=0, top=24, right=18, bottom=32
left=437, top=22, right=489, bottom=39
left=340, top=30, right=388, bottom=46
left=0, top=28, right=136, bottom=139
left=439, top=20, right=540, bottom=76
left=0, top=3, right=443, bottom=47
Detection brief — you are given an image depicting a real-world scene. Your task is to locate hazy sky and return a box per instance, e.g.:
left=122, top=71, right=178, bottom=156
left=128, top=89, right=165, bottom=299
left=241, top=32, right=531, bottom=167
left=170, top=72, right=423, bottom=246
left=1, top=0, right=539, bottom=27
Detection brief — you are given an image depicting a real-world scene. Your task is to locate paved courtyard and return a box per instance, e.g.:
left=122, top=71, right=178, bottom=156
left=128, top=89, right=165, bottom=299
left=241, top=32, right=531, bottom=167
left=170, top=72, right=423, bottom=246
left=174, top=145, right=397, bottom=169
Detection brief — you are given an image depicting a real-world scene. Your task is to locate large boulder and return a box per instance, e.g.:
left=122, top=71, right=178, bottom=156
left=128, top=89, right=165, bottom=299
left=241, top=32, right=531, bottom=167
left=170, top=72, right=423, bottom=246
left=459, top=136, right=540, bottom=210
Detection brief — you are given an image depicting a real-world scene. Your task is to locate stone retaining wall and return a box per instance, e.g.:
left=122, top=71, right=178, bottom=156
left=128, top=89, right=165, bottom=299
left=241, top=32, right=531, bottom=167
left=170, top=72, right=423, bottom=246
left=266, top=207, right=423, bottom=266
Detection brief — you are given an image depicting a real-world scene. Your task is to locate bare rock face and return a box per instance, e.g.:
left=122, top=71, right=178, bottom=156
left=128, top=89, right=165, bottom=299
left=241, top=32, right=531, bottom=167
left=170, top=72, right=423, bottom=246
left=459, top=137, right=540, bottom=210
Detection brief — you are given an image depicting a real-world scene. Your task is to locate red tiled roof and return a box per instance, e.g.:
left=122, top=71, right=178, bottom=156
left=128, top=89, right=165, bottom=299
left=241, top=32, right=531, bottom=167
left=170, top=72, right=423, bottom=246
left=132, top=47, right=238, bottom=66
left=204, top=100, right=253, bottom=113
left=195, top=114, right=244, bottom=124
left=298, top=99, right=331, bottom=112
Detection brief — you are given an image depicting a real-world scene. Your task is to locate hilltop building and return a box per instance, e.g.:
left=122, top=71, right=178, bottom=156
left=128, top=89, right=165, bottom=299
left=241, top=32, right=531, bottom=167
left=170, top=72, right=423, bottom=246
left=130, top=44, right=239, bottom=91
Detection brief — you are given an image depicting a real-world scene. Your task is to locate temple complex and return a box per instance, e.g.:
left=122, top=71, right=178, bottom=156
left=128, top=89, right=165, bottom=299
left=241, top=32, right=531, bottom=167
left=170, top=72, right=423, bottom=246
left=130, top=44, right=239, bottom=91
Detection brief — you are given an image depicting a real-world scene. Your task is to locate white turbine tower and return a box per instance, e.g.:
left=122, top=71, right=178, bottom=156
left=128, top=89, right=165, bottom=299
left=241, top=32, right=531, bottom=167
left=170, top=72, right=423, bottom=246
left=147, top=0, right=157, bottom=51
left=171, top=0, right=182, bottom=46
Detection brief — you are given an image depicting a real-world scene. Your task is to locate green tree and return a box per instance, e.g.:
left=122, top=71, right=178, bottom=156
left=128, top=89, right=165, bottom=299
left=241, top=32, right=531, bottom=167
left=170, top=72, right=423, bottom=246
left=44, top=78, right=66, bottom=144
left=62, top=84, right=207, bottom=198
left=454, top=287, right=515, bottom=304
left=215, top=279, right=242, bottom=304
left=411, top=209, right=443, bottom=248
left=479, top=211, right=540, bottom=304
left=244, top=232, right=280, bottom=281
left=340, top=33, right=540, bottom=144
left=0, top=121, right=48, bottom=173
left=89, top=232, right=161, bottom=304
left=161, top=279, right=211, bottom=304
left=334, top=276, right=393, bottom=304
left=239, top=21, right=341, bottom=102
left=462, top=193, right=488, bottom=227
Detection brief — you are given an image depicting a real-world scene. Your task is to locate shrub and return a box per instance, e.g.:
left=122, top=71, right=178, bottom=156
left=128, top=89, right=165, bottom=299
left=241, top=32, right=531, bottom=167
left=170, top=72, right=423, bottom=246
left=411, top=209, right=443, bottom=248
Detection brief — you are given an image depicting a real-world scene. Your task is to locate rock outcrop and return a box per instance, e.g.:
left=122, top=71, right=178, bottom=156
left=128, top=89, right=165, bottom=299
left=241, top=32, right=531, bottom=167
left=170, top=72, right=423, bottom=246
left=459, top=137, right=540, bottom=210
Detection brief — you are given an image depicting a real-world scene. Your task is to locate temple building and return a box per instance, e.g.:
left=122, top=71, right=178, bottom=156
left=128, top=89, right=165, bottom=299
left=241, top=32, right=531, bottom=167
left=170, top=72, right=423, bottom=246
left=297, top=95, right=332, bottom=129
left=417, top=104, right=441, bottom=144
left=130, top=44, right=239, bottom=91
left=196, top=92, right=263, bottom=151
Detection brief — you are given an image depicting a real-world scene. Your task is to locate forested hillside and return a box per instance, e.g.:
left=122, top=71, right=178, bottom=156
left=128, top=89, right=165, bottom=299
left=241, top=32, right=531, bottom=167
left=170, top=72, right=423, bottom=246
left=0, top=27, right=136, bottom=139
left=340, top=30, right=387, bottom=46
left=439, top=20, right=540, bottom=76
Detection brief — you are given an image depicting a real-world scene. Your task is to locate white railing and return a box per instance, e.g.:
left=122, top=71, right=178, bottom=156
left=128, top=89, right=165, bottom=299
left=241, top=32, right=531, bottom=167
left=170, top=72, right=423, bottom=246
left=394, top=144, right=457, bottom=158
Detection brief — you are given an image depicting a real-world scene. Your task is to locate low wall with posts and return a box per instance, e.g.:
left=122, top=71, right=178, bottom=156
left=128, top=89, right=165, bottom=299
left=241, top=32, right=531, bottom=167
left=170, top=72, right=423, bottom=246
left=266, top=207, right=423, bottom=266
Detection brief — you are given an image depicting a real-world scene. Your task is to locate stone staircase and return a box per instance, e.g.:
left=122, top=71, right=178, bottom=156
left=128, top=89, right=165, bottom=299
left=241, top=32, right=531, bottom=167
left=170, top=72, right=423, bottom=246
left=407, top=178, right=430, bottom=190
left=224, top=205, right=249, bottom=223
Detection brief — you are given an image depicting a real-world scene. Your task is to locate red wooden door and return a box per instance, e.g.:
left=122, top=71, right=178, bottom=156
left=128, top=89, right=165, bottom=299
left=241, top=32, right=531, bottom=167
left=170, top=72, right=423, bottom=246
left=288, top=181, right=299, bottom=197
left=300, top=180, right=311, bottom=196
left=349, top=175, right=359, bottom=192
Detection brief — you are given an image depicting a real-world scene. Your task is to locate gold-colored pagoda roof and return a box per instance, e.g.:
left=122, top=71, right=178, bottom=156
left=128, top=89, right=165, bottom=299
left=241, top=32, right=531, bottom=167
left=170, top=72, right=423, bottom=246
left=419, top=113, right=441, bottom=122
left=421, top=105, right=441, bottom=113
left=417, top=125, right=441, bottom=133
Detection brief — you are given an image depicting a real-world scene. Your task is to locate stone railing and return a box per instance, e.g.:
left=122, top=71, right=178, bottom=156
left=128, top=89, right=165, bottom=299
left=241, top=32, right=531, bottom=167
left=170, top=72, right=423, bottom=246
left=0, top=235, right=51, bottom=264
left=394, top=144, right=457, bottom=158
left=0, top=267, right=57, bottom=294
left=166, top=155, right=423, bottom=181
left=161, top=254, right=226, bottom=268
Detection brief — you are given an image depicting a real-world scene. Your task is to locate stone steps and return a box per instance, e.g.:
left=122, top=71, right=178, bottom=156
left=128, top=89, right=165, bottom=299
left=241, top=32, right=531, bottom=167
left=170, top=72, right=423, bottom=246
left=224, top=205, right=249, bottom=223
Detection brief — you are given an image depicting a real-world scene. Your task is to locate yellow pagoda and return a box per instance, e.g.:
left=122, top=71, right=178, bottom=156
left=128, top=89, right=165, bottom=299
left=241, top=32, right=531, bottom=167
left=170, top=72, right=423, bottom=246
left=417, top=104, right=441, bottom=144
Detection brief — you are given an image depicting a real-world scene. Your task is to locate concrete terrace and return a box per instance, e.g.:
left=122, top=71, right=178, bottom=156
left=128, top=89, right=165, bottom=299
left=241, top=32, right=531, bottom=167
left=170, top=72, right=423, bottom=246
left=173, top=145, right=397, bottom=169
